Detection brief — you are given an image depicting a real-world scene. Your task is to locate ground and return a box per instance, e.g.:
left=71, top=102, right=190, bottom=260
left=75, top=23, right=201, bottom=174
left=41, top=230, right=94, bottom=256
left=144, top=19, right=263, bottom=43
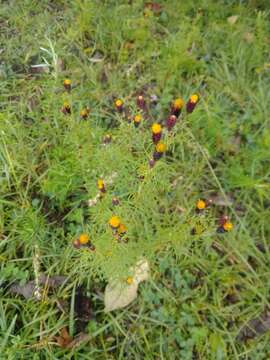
left=0, top=0, right=270, bottom=359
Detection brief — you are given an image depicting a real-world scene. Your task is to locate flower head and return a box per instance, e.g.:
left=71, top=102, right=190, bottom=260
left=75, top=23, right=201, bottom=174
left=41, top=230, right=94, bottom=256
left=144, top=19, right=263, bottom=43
left=155, top=142, right=166, bottom=153
left=80, top=107, right=90, bottom=119
left=190, top=94, right=199, bottom=104
left=79, top=233, right=90, bottom=245
left=109, top=216, right=121, bottom=229
left=152, top=123, right=162, bottom=144
left=223, top=221, right=233, bottom=232
left=171, top=97, right=184, bottom=117
left=196, top=199, right=206, bottom=210
left=61, top=101, right=71, bottom=114
left=115, top=99, right=123, bottom=112
left=97, top=179, right=106, bottom=193
left=63, top=79, right=71, bottom=85
left=126, top=276, right=134, bottom=285
left=151, top=123, right=162, bottom=134
left=186, top=94, right=199, bottom=113
left=134, top=114, right=142, bottom=126
left=173, top=98, right=184, bottom=109
left=153, top=142, right=166, bottom=160
left=103, top=134, right=112, bottom=144
left=63, top=79, right=71, bottom=91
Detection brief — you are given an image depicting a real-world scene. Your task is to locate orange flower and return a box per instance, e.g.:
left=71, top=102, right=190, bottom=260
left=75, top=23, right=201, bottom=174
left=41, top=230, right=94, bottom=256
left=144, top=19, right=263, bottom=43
left=80, top=107, right=90, bottom=119
left=79, top=233, right=90, bottom=245
left=153, top=142, right=166, bottom=160
left=115, top=99, right=123, bottom=112
left=155, top=142, right=166, bottom=153
left=223, top=221, right=233, bottom=232
left=196, top=199, right=206, bottom=210
left=151, top=123, right=162, bottom=144
left=63, top=79, right=71, bottom=91
left=61, top=101, right=71, bottom=114
left=134, top=114, right=142, bottom=127
left=151, top=123, right=161, bottom=134
left=126, top=276, right=133, bottom=285
left=97, top=179, right=106, bottom=193
left=109, top=216, right=121, bottom=229
left=186, top=94, right=199, bottom=113
left=171, top=98, right=184, bottom=117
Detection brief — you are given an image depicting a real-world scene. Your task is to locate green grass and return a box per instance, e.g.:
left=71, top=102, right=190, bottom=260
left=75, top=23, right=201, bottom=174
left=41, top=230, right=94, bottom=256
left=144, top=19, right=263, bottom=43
left=1, top=0, right=270, bottom=358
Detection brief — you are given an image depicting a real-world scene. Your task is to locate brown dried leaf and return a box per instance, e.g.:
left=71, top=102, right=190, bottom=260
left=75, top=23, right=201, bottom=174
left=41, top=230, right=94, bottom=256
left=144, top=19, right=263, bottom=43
left=9, top=273, right=67, bottom=299
left=237, top=310, right=270, bottom=341
left=66, top=333, right=91, bottom=349
left=209, top=194, right=234, bottom=207
left=55, top=327, right=73, bottom=348
left=30, top=64, right=50, bottom=74
left=104, top=259, right=149, bottom=312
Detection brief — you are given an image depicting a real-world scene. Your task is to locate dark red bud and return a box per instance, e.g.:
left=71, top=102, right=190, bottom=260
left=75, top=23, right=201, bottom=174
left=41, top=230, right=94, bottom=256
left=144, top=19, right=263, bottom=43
left=166, top=115, right=177, bottom=130
left=152, top=132, right=162, bottom=144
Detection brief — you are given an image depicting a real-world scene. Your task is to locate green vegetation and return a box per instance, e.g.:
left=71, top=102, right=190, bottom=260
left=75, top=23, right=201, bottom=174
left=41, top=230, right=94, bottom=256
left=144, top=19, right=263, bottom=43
left=0, top=0, right=270, bottom=358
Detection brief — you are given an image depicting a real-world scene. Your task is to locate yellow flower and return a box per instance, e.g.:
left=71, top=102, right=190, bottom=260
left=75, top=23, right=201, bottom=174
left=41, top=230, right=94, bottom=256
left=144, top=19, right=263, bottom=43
left=115, top=99, right=123, bottom=108
left=79, top=233, right=90, bottom=245
left=223, top=221, right=233, bottom=232
left=126, top=276, right=133, bottom=285
left=80, top=108, right=90, bottom=118
left=63, top=101, right=70, bottom=109
left=63, top=79, right=71, bottom=86
left=152, top=123, right=162, bottom=134
left=196, top=199, right=206, bottom=210
left=134, top=114, right=142, bottom=123
left=173, top=98, right=184, bottom=109
left=155, top=142, right=166, bottom=153
left=97, top=179, right=105, bottom=190
left=109, top=216, right=120, bottom=228
left=190, top=94, right=199, bottom=104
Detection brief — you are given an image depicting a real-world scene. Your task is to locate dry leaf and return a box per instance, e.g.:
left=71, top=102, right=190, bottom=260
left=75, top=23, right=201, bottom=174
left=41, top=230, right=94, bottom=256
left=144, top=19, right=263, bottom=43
left=133, top=259, right=150, bottom=283
left=209, top=194, right=234, bottom=207
left=104, top=281, right=138, bottom=312
left=104, top=259, right=150, bottom=312
left=55, top=327, right=73, bottom=348
left=66, top=333, right=91, bottom=349
left=227, top=15, right=239, bottom=25
left=237, top=310, right=270, bottom=341
left=9, top=273, right=67, bottom=299
left=30, top=64, right=50, bottom=74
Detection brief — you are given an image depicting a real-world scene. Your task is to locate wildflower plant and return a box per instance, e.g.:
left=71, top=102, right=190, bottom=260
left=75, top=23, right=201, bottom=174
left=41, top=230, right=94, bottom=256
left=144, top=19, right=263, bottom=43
left=61, top=89, right=235, bottom=283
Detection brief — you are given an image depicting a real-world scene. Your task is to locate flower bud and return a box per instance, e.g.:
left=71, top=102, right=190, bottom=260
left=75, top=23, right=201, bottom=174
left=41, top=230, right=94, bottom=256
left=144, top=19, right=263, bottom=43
left=115, top=99, right=123, bottom=112
left=151, top=123, right=162, bottom=144
left=153, top=142, right=166, bottom=160
left=61, top=101, right=71, bottom=115
left=171, top=98, right=184, bottom=117
left=186, top=94, right=199, bottom=113
left=63, top=79, right=71, bottom=92
left=136, top=95, right=146, bottom=110
left=166, top=115, right=177, bottom=130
